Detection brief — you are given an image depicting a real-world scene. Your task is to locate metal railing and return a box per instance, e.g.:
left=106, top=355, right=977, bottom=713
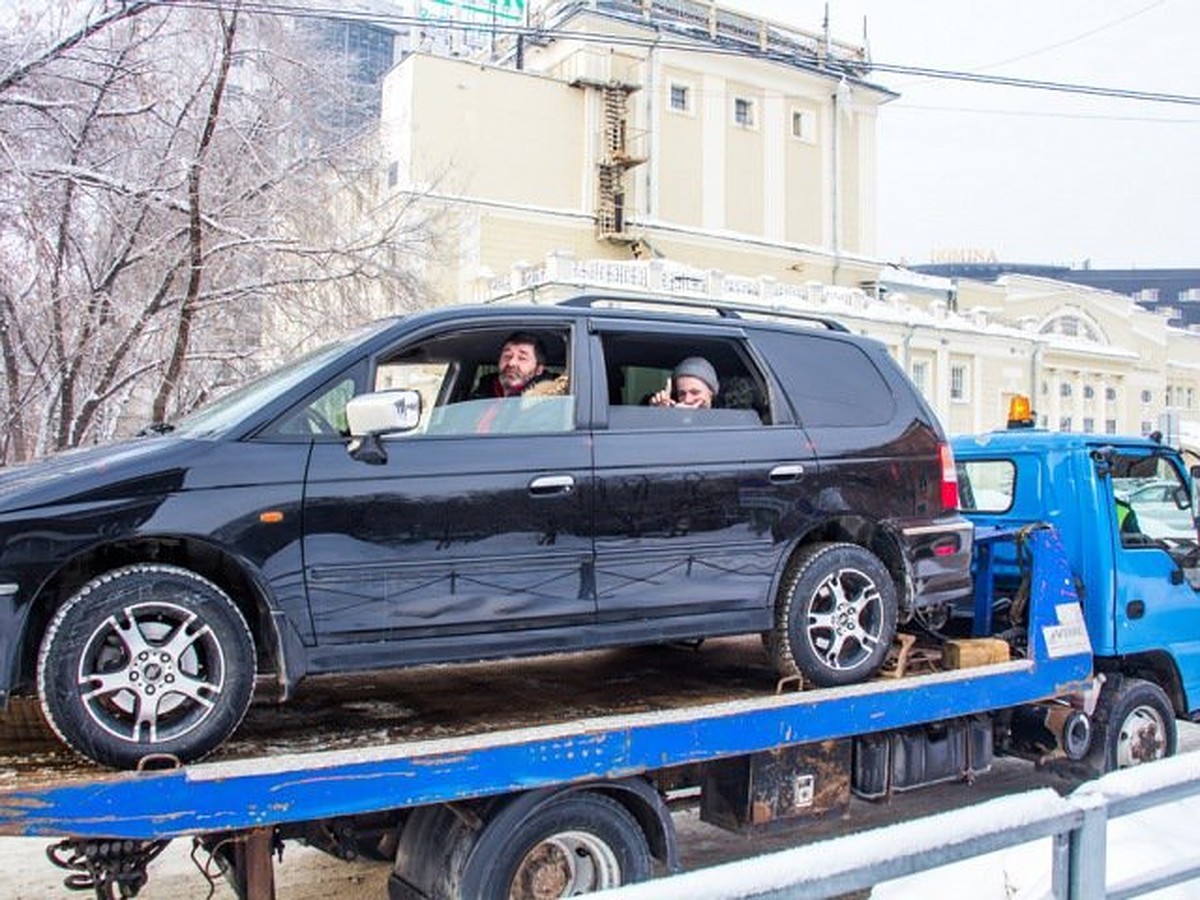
left=597, top=751, right=1200, bottom=899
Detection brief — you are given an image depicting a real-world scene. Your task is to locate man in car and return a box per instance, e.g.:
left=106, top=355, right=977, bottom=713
left=649, top=356, right=719, bottom=409
left=470, top=332, right=558, bottom=399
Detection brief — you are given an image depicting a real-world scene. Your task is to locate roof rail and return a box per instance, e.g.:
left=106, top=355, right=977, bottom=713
left=554, top=292, right=849, bottom=332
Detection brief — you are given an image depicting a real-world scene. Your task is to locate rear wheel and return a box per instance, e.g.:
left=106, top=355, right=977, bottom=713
left=391, top=790, right=653, bottom=899
left=767, top=542, right=898, bottom=687
left=37, top=564, right=255, bottom=769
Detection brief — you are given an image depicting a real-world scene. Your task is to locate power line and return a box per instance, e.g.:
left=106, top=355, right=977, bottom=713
left=864, top=61, right=1199, bottom=107
left=139, top=0, right=1200, bottom=108
left=891, top=103, right=1200, bottom=125
left=905, top=0, right=1166, bottom=78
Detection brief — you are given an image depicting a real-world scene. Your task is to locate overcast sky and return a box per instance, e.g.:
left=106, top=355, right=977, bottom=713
left=722, top=0, right=1199, bottom=270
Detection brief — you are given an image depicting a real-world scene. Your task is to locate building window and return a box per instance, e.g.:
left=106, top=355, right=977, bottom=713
left=1105, top=387, right=1117, bottom=401
left=1141, top=420, right=1154, bottom=434
left=1188, top=388, right=1195, bottom=409
left=1106, top=419, right=1118, bottom=434
left=790, top=106, right=816, bottom=143
left=733, top=97, right=756, bottom=128
left=1140, top=389, right=1153, bottom=404
left=1060, top=383, right=1072, bottom=397
left=387, top=161, right=399, bottom=189
left=1059, top=416, right=1072, bottom=432
left=1083, top=385, right=1095, bottom=400
left=950, top=364, right=967, bottom=401
left=1082, top=417, right=1095, bottom=433
left=910, top=361, right=929, bottom=395
left=668, top=82, right=692, bottom=114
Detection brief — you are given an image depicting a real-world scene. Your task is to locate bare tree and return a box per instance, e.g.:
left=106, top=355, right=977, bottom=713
left=0, top=1, right=438, bottom=462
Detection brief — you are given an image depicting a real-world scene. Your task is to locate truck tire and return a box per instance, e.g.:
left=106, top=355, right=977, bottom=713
left=37, top=564, right=255, bottom=769
left=1085, top=675, right=1176, bottom=775
left=391, top=790, right=653, bottom=899
left=768, top=542, right=898, bottom=687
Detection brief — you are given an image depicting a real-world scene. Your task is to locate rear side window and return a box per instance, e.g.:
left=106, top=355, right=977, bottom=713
left=754, top=331, right=895, bottom=426
left=598, top=330, right=771, bottom=427
left=957, top=459, right=1016, bottom=513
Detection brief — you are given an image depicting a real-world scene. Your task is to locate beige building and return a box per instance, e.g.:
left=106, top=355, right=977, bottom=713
left=372, top=0, right=1200, bottom=442
left=380, top=0, right=889, bottom=302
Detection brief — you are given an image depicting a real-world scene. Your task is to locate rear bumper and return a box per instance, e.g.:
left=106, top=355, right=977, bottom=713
left=900, top=517, right=975, bottom=608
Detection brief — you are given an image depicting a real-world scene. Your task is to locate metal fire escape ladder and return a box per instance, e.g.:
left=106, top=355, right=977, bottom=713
left=587, top=80, right=645, bottom=242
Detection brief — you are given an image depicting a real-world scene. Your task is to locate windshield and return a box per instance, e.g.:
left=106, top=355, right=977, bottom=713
left=173, top=322, right=384, bottom=438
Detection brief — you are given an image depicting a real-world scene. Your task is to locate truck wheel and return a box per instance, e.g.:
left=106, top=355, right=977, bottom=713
left=37, top=564, right=255, bottom=769
left=1086, top=676, right=1176, bottom=774
left=768, top=542, right=897, bottom=688
left=392, top=791, right=653, bottom=899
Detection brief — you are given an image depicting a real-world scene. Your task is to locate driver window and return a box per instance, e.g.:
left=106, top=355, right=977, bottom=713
left=1113, top=454, right=1196, bottom=545
left=373, top=327, right=575, bottom=438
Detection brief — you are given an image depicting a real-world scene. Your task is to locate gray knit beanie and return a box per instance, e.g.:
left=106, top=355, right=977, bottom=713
left=673, top=357, right=719, bottom=395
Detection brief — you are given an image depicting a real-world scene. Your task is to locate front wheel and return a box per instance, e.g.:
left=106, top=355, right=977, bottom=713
left=37, top=564, right=255, bottom=769
left=1084, top=675, right=1176, bottom=775
left=767, top=542, right=898, bottom=688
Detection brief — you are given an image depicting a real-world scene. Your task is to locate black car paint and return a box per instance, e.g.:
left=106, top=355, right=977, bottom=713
left=0, top=303, right=972, bottom=704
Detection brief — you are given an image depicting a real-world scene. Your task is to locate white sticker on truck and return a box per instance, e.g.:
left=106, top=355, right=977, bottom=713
left=1043, top=602, right=1093, bottom=658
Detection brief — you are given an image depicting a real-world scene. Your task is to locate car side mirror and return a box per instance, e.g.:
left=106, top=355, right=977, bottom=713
left=345, top=390, right=422, bottom=464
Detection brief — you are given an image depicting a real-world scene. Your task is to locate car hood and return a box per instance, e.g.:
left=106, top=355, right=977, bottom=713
left=0, top=437, right=205, bottom=515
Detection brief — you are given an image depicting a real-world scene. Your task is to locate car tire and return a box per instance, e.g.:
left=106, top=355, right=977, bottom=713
left=37, top=564, right=255, bottom=769
left=768, top=542, right=898, bottom=688
left=1084, top=675, right=1176, bottom=775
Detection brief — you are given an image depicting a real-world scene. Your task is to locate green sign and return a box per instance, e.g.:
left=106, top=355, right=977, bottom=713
left=418, top=0, right=527, bottom=25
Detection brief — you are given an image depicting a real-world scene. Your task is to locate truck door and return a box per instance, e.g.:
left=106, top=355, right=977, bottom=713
left=1108, top=449, right=1200, bottom=710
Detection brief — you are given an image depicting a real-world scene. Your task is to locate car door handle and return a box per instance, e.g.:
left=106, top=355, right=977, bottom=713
left=769, top=464, right=805, bottom=483
left=529, top=474, right=575, bottom=496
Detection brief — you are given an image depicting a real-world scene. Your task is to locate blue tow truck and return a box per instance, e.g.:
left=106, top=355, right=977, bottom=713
left=952, top=403, right=1200, bottom=774
left=1, top=408, right=1198, bottom=899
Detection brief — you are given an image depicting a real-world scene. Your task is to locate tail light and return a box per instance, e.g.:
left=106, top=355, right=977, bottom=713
left=939, top=443, right=959, bottom=510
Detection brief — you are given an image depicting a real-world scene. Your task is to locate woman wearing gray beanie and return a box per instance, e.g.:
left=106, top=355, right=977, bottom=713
left=649, top=356, right=719, bottom=408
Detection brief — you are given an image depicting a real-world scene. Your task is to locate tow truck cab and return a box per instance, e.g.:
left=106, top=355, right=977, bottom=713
left=952, top=419, right=1200, bottom=727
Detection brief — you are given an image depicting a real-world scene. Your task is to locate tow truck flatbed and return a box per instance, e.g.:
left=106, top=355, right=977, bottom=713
left=0, top=528, right=1091, bottom=842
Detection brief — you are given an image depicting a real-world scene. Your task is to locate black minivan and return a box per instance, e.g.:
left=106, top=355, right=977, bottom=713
left=0, top=295, right=972, bottom=767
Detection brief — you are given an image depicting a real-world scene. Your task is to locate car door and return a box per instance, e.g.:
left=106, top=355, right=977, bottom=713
left=587, top=321, right=816, bottom=632
left=1109, top=449, right=1200, bottom=708
left=297, top=321, right=595, bottom=660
